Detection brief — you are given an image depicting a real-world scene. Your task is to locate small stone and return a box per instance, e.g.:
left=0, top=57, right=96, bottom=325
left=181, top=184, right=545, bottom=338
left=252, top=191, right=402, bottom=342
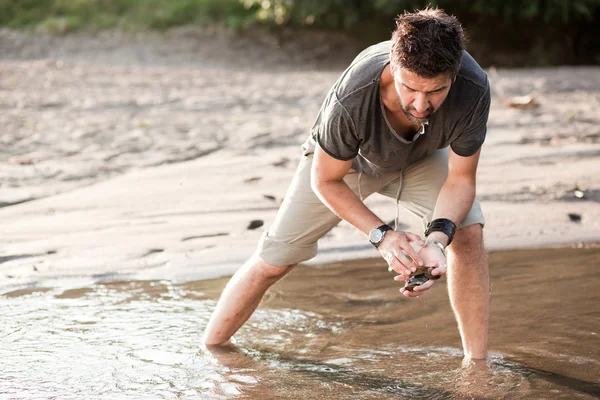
left=247, top=220, right=264, bottom=230
left=244, top=176, right=262, bottom=184
left=568, top=213, right=582, bottom=223
left=272, top=157, right=290, bottom=168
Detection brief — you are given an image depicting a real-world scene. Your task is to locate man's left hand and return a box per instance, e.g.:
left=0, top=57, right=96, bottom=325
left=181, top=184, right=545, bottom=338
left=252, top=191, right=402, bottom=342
left=395, top=241, right=447, bottom=297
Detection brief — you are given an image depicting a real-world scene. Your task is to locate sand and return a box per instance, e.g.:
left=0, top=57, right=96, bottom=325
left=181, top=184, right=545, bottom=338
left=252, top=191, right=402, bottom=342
left=1, top=28, right=600, bottom=291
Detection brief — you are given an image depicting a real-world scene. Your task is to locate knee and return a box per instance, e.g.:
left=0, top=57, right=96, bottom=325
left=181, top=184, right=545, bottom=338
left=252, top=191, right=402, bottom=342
left=448, top=224, right=488, bottom=277
left=451, top=223, right=483, bottom=251
left=249, top=256, right=296, bottom=283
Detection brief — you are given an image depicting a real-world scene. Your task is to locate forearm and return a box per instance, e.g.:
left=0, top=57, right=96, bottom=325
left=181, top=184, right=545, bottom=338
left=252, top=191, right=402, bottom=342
left=429, top=179, right=476, bottom=245
left=313, top=173, right=424, bottom=277
left=312, top=180, right=383, bottom=235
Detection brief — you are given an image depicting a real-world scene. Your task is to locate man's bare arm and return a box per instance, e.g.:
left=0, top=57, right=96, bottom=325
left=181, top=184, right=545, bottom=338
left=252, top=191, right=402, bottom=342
left=400, top=147, right=482, bottom=297
left=311, top=143, right=423, bottom=276
left=310, top=144, right=382, bottom=235
left=427, top=147, right=481, bottom=246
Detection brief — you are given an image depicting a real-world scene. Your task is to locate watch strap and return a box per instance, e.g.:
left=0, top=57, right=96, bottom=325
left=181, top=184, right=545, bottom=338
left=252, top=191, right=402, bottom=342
left=377, top=224, right=393, bottom=233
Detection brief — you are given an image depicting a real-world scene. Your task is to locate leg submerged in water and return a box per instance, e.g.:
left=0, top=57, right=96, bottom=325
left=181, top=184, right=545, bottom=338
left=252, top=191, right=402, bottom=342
left=201, top=152, right=346, bottom=346
left=446, top=224, right=490, bottom=361
left=203, top=256, right=295, bottom=346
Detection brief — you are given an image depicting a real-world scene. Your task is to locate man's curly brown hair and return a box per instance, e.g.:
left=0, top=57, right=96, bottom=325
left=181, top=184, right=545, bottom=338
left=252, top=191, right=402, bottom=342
left=390, top=7, right=466, bottom=78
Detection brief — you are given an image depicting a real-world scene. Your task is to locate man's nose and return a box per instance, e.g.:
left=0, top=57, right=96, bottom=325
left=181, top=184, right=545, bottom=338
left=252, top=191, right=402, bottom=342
left=413, top=93, right=429, bottom=113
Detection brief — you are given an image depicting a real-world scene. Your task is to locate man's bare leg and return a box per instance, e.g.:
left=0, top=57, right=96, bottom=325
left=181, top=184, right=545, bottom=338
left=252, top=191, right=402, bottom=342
left=446, top=224, right=489, bottom=361
left=203, top=255, right=295, bottom=346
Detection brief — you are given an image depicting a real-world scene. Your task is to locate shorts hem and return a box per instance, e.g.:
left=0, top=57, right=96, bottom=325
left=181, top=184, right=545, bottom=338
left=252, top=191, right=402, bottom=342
left=257, top=232, right=318, bottom=267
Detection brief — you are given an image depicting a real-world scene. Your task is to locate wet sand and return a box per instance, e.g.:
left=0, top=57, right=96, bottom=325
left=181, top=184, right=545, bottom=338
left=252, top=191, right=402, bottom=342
left=2, top=245, right=599, bottom=399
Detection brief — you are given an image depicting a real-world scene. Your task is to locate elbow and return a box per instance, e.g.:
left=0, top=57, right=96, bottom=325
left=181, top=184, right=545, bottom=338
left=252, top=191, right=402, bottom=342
left=311, top=175, right=341, bottom=203
left=310, top=175, right=325, bottom=198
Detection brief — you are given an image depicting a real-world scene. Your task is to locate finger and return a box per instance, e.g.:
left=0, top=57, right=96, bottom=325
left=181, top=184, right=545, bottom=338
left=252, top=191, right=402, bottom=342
left=400, top=287, right=423, bottom=297
left=388, top=267, right=412, bottom=284
left=431, top=262, right=448, bottom=277
left=389, top=256, right=412, bottom=277
left=405, top=232, right=425, bottom=246
left=397, top=251, right=419, bottom=272
left=412, top=279, right=437, bottom=292
left=401, top=244, right=423, bottom=267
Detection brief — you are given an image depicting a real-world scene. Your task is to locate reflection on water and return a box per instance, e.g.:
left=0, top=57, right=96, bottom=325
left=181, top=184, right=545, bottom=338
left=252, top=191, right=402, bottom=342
left=1, top=246, right=599, bottom=399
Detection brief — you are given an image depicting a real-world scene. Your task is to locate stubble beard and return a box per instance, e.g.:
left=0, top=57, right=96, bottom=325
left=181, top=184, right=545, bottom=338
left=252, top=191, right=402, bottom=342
left=398, top=98, right=434, bottom=125
left=403, top=108, right=430, bottom=125
left=395, top=87, right=441, bottom=125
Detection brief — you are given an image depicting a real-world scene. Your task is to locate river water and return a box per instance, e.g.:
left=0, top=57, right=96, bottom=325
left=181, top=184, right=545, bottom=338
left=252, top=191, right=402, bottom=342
left=2, top=246, right=599, bottom=399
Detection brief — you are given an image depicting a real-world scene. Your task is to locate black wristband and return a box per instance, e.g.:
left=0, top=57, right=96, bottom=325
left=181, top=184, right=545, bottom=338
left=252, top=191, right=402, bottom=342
left=425, top=218, right=457, bottom=245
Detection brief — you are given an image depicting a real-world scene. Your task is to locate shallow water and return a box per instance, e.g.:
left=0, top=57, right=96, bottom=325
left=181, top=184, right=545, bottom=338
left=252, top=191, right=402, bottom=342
left=1, top=246, right=599, bottom=399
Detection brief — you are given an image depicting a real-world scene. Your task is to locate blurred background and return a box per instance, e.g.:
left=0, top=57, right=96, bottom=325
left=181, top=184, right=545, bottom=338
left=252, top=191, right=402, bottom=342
left=1, top=0, right=599, bottom=65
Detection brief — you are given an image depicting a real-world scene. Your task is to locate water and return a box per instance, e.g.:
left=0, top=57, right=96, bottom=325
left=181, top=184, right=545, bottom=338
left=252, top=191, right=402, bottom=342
left=1, top=246, right=599, bottom=399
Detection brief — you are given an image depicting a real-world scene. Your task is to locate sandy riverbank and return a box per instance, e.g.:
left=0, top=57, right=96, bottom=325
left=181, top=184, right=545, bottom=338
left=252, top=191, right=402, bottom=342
left=1, top=29, right=599, bottom=291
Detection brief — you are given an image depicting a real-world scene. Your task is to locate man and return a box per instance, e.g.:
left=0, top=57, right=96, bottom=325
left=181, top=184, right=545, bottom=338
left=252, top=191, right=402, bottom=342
left=204, top=7, right=490, bottom=362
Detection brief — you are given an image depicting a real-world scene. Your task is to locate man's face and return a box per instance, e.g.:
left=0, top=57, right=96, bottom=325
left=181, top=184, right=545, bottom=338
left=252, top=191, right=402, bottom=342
left=393, top=68, right=453, bottom=125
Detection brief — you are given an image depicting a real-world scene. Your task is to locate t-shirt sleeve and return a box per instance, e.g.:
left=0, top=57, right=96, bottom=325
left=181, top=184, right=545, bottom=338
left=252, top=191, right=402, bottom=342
left=450, top=83, right=491, bottom=157
left=315, top=98, right=360, bottom=161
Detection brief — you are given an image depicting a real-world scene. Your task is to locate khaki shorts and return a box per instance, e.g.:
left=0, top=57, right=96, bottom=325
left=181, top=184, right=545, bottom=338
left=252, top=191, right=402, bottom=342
left=257, top=146, right=485, bottom=266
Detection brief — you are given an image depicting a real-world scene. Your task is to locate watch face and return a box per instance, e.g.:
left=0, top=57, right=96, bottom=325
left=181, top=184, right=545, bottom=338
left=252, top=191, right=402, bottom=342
left=369, top=229, right=383, bottom=244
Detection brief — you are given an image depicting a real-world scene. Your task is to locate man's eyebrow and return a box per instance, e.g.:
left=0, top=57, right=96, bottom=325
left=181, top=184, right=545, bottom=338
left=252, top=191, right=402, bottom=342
left=402, top=83, right=449, bottom=93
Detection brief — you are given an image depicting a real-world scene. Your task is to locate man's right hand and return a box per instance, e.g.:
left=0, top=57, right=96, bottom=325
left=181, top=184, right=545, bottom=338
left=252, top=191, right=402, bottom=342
left=378, top=231, right=425, bottom=279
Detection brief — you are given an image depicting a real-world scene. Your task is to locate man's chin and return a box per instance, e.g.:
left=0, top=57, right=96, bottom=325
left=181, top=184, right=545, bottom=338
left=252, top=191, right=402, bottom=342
left=403, top=109, right=432, bottom=125
left=406, top=114, right=429, bottom=125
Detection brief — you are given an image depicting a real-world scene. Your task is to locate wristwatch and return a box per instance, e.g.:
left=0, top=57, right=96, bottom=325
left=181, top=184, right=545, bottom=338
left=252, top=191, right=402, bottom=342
left=369, top=224, right=393, bottom=248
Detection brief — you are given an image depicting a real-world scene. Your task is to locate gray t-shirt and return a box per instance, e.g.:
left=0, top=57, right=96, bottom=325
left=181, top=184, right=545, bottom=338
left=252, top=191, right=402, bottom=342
left=303, top=41, right=490, bottom=176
